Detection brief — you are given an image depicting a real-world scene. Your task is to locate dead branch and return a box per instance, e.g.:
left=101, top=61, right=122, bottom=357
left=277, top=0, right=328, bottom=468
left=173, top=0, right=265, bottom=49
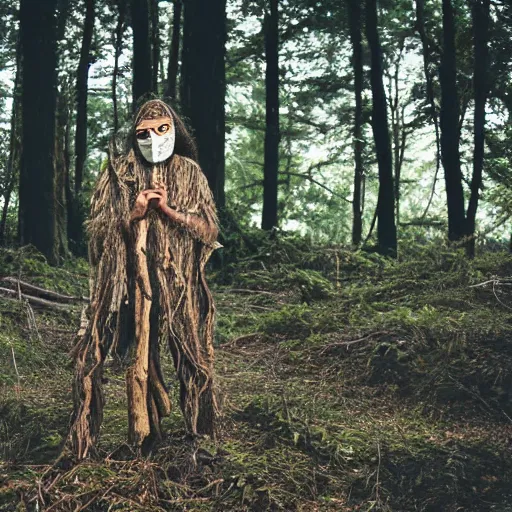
left=222, top=333, right=261, bottom=348
left=319, top=331, right=389, bottom=355
left=219, top=288, right=277, bottom=296
left=0, top=276, right=89, bottom=303
left=281, top=171, right=353, bottom=204
left=0, top=287, right=69, bottom=310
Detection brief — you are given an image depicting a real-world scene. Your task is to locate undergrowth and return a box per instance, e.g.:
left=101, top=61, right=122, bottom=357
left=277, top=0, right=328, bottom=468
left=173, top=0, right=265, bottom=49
left=1, top=240, right=512, bottom=511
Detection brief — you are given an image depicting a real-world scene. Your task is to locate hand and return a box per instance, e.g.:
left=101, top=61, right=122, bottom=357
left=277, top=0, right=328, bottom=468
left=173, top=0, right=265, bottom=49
left=129, top=186, right=168, bottom=222
left=150, top=183, right=168, bottom=211
left=130, top=191, right=150, bottom=222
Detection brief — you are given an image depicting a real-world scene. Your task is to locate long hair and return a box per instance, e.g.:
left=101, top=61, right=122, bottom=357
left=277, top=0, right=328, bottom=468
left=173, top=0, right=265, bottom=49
left=130, top=99, right=198, bottom=162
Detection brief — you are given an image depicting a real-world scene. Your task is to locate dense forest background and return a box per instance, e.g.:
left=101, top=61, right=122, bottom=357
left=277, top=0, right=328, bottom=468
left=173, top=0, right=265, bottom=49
left=0, top=0, right=510, bottom=260
left=2, top=1, right=512, bottom=511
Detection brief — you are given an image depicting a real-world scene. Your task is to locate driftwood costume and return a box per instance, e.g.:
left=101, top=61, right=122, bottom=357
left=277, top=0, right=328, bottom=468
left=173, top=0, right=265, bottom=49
left=69, top=100, right=219, bottom=459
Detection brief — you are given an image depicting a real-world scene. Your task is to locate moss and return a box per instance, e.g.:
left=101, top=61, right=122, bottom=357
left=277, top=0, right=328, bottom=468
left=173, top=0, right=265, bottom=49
left=0, top=247, right=88, bottom=296
left=2, top=241, right=512, bottom=510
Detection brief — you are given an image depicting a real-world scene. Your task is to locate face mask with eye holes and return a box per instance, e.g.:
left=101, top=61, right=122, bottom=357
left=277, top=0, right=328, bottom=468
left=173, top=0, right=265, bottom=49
left=136, top=117, right=176, bottom=164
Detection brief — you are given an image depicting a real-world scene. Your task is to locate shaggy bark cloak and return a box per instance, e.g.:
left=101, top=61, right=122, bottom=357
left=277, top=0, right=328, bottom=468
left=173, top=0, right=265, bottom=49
left=70, top=145, right=219, bottom=458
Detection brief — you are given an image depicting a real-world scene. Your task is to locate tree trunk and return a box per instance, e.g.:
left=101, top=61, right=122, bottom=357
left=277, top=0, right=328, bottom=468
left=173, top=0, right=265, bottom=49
left=389, top=40, right=405, bottom=228
left=150, top=0, right=160, bottom=94
left=74, top=0, right=95, bottom=196
left=262, top=0, right=279, bottom=231
left=365, top=0, right=397, bottom=257
left=19, top=0, right=59, bottom=264
left=416, top=0, right=442, bottom=220
left=181, top=0, right=226, bottom=208
left=64, top=97, right=74, bottom=251
left=113, top=0, right=127, bottom=134
left=348, top=0, right=364, bottom=247
left=55, top=91, right=70, bottom=258
left=440, top=0, right=466, bottom=241
left=466, top=0, right=491, bottom=257
left=131, top=0, right=153, bottom=108
left=56, top=0, right=71, bottom=257
left=166, top=0, right=182, bottom=101
left=0, top=35, right=22, bottom=246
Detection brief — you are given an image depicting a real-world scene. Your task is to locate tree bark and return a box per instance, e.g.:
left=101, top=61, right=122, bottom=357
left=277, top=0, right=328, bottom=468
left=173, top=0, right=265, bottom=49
left=388, top=40, right=406, bottom=228
left=56, top=0, right=71, bottom=257
left=365, top=0, right=397, bottom=257
left=74, top=0, right=95, bottom=196
left=181, top=0, right=226, bottom=208
left=64, top=91, right=76, bottom=251
left=127, top=219, right=152, bottom=446
left=262, top=0, right=279, bottom=231
left=348, top=0, right=364, bottom=247
left=466, top=0, right=491, bottom=257
left=166, top=0, right=182, bottom=101
left=131, top=0, right=153, bottom=109
left=416, top=0, right=442, bottom=221
left=150, top=0, right=160, bottom=94
left=55, top=90, right=70, bottom=258
left=113, top=0, right=127, bottom=134
left=440, top=0, right=466, bottom=241
left=19, top=0, right=59, bottom=264
left=0, top=35, right=22, bottom=246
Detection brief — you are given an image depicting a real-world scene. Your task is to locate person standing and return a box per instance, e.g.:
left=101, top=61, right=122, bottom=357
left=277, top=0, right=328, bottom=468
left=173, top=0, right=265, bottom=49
left=69, top=99, right=220, bottom=459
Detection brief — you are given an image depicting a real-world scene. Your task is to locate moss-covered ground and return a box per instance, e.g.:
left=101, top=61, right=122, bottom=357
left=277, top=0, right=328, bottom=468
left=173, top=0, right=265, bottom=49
left=1, top=240, right=512, bottom=511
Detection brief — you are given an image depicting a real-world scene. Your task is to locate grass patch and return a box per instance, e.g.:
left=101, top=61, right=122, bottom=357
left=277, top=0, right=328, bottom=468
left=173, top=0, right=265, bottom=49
left=1, top=241, right=512, bottom=510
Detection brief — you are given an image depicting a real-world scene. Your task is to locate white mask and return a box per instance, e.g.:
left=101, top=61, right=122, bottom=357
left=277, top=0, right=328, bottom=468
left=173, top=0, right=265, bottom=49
left=137, top=128, right=175, bottom=164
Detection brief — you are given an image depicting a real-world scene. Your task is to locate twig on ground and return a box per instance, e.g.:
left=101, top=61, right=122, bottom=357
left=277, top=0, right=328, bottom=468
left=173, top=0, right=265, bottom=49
left=318, top=332, right=389, bottom=355
left=219, top=288, right=277, bottom=296
left=492, top=280, right=512, bottom=311
left=11, top=346, right=21, bottom=397
left=25, top=299, right=42, bottom=342
left=375, top=440, right=381, bottom=503
left=76, top=484, right=115, bottom=512
left=196, top=478, right=224, bottom=495
left=472, top=277, right=512, bottom=310
left=222, top=332, right=261, bottom=348
left=447, top=375, right=512, bottom=424
left=470, top=277, right=512, bottom=288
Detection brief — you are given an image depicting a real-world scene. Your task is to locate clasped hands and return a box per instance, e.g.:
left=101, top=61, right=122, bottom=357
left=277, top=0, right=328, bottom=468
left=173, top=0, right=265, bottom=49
left=130, top=183, right=178, bottom=223
left=128, top=183, right=212, bottom=241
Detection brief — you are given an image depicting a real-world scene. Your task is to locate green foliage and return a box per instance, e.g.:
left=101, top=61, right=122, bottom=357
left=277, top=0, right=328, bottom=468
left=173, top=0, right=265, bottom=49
left=0, top=247, right=88, bottom=295
left=1, top=241, right=512, bottom=510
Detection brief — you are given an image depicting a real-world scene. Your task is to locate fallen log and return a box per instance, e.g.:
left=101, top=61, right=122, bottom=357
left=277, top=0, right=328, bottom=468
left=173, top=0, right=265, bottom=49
left=0, top=286, right=69, bottom=310
left=0, top=276, right=89, bottom=303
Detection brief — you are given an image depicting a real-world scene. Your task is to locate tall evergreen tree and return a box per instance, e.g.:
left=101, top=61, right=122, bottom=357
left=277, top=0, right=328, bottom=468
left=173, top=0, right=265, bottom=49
left=348, top=0, right=364, bottom=247
left=18, top=0, right=60, bottom=263
left=112, top=0, right=127, bottom=133
left=181, top=0, right=226, bottom=208
left=131, top=0, right=152, bottom=107
left=74, top=0, right=95, bottom=196
left=415, top=0, right=442, bottom=220
left=439, top=0, right=466, bottom=241
left=262, top=0, right=279, bottom=231
left=466, top=0, right=491, bottom=256
left=150, top=0, right=160, bottom=93
left=166, top=0, right=182, bottom=101
left=0, top=34, right=21, bottom=246
left=365, top=0, right=397, bottom=257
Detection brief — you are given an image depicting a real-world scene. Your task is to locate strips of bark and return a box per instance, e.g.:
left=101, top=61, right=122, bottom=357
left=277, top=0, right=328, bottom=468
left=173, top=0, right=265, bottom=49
left=126, top=219, right=152, bottom=446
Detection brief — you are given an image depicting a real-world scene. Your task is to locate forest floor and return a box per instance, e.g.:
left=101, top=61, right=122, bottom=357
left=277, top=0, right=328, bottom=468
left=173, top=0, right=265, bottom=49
left=1, top=239, right=512, bottom=511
